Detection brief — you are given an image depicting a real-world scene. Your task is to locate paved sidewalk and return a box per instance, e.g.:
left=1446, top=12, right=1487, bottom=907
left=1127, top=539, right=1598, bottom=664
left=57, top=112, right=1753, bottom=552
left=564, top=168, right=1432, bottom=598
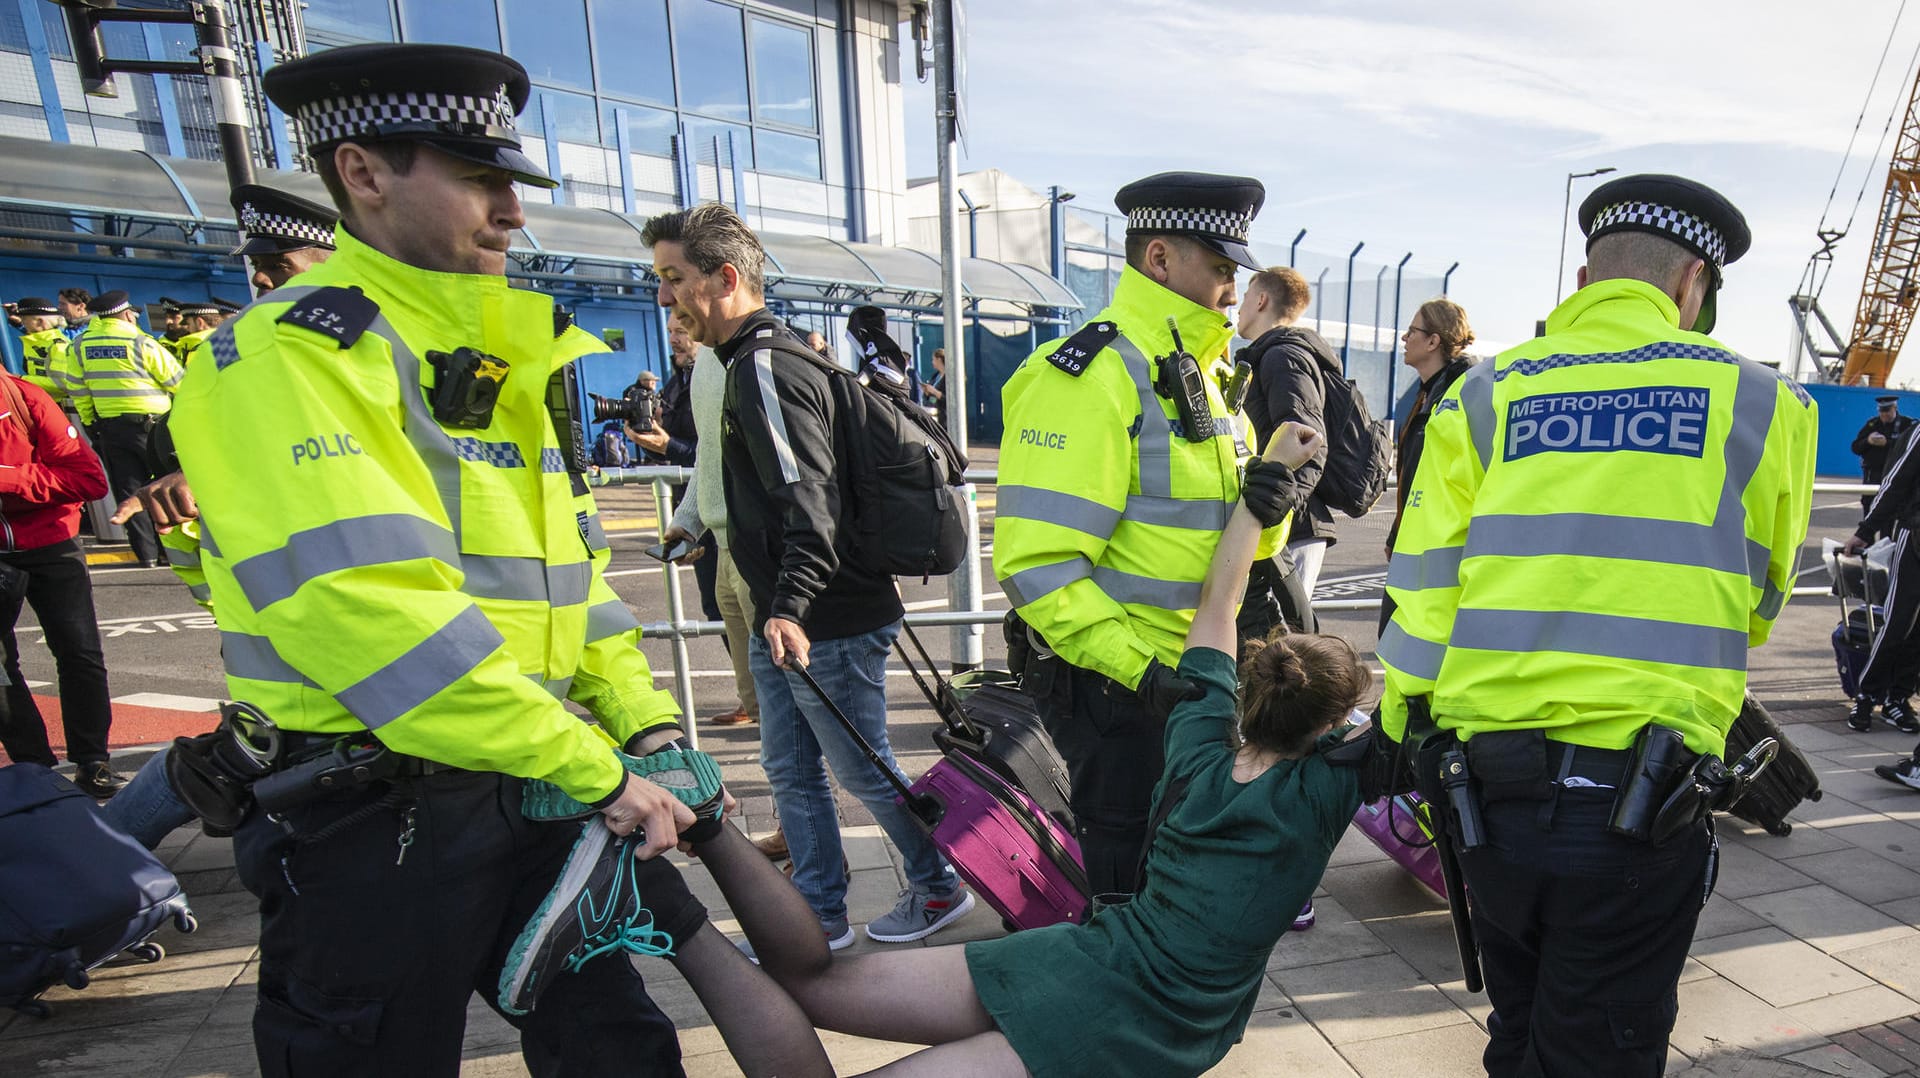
left=7, top=704, right=1920, bottom=1077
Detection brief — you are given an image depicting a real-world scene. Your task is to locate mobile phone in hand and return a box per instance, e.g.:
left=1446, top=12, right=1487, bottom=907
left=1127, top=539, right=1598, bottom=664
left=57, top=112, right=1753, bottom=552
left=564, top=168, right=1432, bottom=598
left=642, top=538, right=695, bottom=562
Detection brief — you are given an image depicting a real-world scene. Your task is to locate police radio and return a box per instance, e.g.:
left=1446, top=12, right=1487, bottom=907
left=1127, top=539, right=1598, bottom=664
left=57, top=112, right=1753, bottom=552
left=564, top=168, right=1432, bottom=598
left=1155, top=317, right=1215, bottom=443
left=546, top=363, right=592, bottom=476
left=1222, top=359, right=1253, bottom=414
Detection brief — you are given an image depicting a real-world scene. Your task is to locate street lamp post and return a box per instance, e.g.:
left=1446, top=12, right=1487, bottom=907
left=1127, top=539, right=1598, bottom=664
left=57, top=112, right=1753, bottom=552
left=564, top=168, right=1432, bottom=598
left=1047, top=186, right=1075, bottom=283
left=1556, top=167, right=1617, bottom=305
left=1340, top=241, right=1365, bottom=373
left=957, top=189, right=990, bottom=259
left=1289, top=228, right=1307, bottom=268
left=1386, top=251, right=1413, bottom=423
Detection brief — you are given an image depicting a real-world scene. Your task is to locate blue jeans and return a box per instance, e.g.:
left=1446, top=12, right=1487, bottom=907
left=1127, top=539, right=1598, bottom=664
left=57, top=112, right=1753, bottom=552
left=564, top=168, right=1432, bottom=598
left=99, top=746, right=197, bottom=849
left=751, top=622, right=954, bottom=923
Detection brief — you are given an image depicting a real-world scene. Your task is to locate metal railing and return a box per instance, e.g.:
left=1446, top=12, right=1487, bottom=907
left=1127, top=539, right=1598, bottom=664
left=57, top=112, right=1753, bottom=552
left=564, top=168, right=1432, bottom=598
left=589, top=466, right=1877, bottom=742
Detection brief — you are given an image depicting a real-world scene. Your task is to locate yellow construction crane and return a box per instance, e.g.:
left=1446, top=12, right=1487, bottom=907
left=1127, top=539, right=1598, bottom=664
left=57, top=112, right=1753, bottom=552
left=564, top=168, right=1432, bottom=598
left=1841, top=65, right=1920, bottom=386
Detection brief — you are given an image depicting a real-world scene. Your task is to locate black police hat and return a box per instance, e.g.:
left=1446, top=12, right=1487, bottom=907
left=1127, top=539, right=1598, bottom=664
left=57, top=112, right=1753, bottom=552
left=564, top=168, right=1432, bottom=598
left=1579, top=173, right=1751, bottom=333
left=230, top=183, right=340, bottom=256
left=176, top=299, right=221, bottom=317
left=86, top=290, right=132, bottom=317
left=13, top=297, right=57, bottom=316
left=156, top=296, right=181, bottom=313
left=212, top=297, right=244, bottom=315
left=1878, top=395, right=1901, bottom=405
left=1115, top=172, right=1267, bottom=272
left=262, top=43, right=556, bottom=189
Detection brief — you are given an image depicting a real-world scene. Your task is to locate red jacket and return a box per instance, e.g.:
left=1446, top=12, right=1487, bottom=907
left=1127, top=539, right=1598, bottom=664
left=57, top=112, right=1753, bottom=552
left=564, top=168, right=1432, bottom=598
left=0, top=374, right=107, bottom=550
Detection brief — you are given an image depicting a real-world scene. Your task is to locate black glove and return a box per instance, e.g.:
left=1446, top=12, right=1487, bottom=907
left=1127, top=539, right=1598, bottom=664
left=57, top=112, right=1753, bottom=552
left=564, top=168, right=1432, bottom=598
left=1240, top=459, right=1297, bottom=528
left=1136, top=658, right=1204, bottom=722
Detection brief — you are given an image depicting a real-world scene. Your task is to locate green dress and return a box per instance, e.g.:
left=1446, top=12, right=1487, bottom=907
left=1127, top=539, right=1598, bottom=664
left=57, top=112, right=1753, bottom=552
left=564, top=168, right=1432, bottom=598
left=965, top=646, right=1362, bottom=1078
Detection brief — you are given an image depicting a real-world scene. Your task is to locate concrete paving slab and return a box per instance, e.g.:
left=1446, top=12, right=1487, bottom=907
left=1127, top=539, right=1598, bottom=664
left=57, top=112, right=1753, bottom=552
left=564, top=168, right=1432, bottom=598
left=1779, top=847, right=1920, bottom=905
left=1696, top=893, right=1771, bottom=940
left=0, top=956, right=249, bottom=1040
left=1808, top=766, right=1920, bottom=810
left=1668, top=977, right=1825, bottom=1060
left=1831, top=1028, right=1920, bottom=1076
left=1436, top=978, right=1494, bottom=1030
left=1205, top=1004, right=1357, bottom=1077
left=1781, top=726, right=1873, bottom=754
left=1271, top=952, right=1473, bottom=1046
left=1361, top=908, right=1467, bottom=986
left=1264, top=895, right=1391, bottom=972
left=1327, top=825, right=1391, bottom=869
left=1722, top=817, right=1852, bottom=857
left=161, top=1044, right=258, bottom=1078
left=0, top=1015, right=200, bottom=1076
left=1738, top=884, right=1919, bottom=954
left=1692, top=927, right=1874, bottom=1007
left=1318, top=859, right=1450, bottom=922
left=1783, top=1043, right=1892, bottom=1078
left=1336, top=1019, right=1489, bottom=1078
left=1783, top=985, right=1920, bottom=1037
left=1714, top=839, right=1819, bottom=898
left=1777, top=793, right=1905, bottom=829
left=1833, top=934, right=1920, bottom=1000
left=1679, top=956, right=1718, bottom=984
left=1824, top=820, right=1920, bottom=864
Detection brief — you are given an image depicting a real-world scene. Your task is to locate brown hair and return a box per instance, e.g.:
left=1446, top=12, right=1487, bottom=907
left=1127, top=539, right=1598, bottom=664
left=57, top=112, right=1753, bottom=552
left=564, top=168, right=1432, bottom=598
left=1248, top=266, right=1312, bottom=321
left=1238, top=631, right=1371, bottom=755
left=1414, top=298, right=1474, bottom=358
left=641, top=202, right=766, bottom=297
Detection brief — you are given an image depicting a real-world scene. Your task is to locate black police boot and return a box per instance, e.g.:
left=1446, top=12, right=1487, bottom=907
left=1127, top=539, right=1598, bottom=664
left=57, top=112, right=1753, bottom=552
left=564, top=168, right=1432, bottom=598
left=1887, top=699, right=1920, bottom=735
left=73, top=762, right=129, bottom=799
left=1849, top=695, right=1878, bottom=732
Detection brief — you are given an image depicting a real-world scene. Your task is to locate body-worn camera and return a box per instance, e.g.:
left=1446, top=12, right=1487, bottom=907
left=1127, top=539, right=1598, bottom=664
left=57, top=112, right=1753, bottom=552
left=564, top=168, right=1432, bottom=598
left=426, top=347, right=509, bottom=429
left=590, top=383, right=657, bottom=432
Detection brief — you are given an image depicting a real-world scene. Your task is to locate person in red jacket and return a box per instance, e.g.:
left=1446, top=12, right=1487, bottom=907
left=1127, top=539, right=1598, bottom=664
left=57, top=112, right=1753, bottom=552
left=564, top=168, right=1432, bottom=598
left=0, top=372, right=121, bottom=797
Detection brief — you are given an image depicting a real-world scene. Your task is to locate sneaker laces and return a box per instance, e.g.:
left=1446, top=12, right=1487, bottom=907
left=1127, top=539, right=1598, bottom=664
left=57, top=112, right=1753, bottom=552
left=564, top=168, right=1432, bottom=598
left=563, top=834, right=678, bottom=970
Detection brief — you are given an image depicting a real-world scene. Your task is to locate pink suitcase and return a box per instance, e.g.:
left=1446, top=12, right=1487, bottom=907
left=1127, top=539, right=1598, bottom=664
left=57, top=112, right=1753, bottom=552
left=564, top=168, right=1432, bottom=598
left=793, top=664, right=1090, bottom=930
left=1351, top=793, right=1447, bottom=899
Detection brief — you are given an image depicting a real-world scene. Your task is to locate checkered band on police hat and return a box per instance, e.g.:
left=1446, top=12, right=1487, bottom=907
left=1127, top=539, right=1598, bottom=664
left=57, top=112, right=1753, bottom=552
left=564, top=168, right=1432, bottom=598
left=239, top=200, right=335, bottom=249
left=293, top=83, right=520, bottom=149
left=1588, top=200, right=1728, bottom=268
left=1126, top=205, right=1254, bottom=244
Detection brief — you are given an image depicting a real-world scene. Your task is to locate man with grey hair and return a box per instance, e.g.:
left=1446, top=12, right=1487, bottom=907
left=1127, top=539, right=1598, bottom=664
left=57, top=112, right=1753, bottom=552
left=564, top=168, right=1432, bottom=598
left=642, top=202, right=973, bottom=948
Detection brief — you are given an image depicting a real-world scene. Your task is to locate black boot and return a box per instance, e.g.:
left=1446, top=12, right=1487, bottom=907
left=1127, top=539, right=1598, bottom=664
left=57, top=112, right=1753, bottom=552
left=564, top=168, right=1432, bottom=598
left=1849, top=695, right=1877, bottom=732
left=73, top=761, right=128, bottom=799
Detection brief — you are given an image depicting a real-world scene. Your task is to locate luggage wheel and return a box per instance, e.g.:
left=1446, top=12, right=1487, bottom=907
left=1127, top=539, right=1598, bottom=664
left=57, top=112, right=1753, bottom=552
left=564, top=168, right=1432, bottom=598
left=174, top=910, right=198, bottom=934
left=128, top=942, right=166, bottom=964
left=1765, top=821, right=1793, bottom=837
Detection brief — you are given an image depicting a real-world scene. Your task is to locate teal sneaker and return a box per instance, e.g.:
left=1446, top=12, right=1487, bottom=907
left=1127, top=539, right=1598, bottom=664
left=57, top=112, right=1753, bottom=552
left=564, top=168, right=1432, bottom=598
left=498, top=820, right=678, bottom=1016
left=523, top=743, right=725, bottom=835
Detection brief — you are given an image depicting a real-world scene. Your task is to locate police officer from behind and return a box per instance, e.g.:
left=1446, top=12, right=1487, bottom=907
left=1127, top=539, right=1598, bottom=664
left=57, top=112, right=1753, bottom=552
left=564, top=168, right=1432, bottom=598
left=1379, top=174, right=1817, bottom=1076
left=69, top=289, right=182, bottom=568
left=994, top=172, right=1296, bottom=897
left=1853, top=394, right=1915, bottom=517
left=169, top=44, right=704, bottom=1076
left=231, top=182, right=339, bottom=293
left=13, top=297, right=70, bottom=405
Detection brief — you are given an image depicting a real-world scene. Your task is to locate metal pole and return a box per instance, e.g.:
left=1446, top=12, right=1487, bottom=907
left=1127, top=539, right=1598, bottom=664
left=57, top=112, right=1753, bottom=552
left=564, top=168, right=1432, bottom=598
left=1340, top=241, right=1364, bottom=373
left=650, top=478, right=699, bottom=746
left=198, top=0, right=255, bottom=189
left=1314, top=268, right=1328, bottom=333
left=1444, top=261, right=1460, bottom=295
left=1556, top=167, right=1615, bottom=305
left=1387, top=251, right=1411, bottom=426
left=933, top=0, right=982, bottom=670
left=1372, top=263, right=1387, bottom=355
left=958, top=188, right=981, bottom=258
left=1048, top=185, right=1070, bottom=283
left=1289, top=228, right=1307, bottom=268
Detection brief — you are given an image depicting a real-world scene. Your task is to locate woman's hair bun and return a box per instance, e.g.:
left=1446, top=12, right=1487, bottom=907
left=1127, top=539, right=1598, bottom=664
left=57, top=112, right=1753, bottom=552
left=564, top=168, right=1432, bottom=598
left=1256, top=638, right=1310, bottom=696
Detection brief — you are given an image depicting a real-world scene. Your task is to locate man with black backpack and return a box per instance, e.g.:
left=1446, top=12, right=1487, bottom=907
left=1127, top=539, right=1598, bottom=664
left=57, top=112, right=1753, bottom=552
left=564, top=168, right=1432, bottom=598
left=642, top=203, right=973, bottom=949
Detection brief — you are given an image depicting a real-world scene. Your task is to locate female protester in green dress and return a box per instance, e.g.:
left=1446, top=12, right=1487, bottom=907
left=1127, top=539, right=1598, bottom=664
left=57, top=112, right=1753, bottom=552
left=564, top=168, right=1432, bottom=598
left=683, top=419, right=1376, bottom=1077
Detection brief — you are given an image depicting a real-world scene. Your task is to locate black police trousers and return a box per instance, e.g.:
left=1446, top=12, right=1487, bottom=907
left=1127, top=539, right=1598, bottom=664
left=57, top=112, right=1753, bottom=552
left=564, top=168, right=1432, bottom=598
left=1462, top=784, right=1713, bottom=1078
left=90, top=414, right=161, bottom=564
left=1036, top=662, right=1164, bottom=897
left=1860, top=525, right=1920, bottom=703
left=232, top=769, right=687, bottom=1078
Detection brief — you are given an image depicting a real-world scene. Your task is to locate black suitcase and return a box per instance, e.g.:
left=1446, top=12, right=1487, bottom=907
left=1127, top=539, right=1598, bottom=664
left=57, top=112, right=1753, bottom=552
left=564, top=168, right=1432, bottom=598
left=894, top=622, right=1075, bottom=830
left=0, top=764, right=197, bottom=1016
left=1724, top=693, right=1822, bottom=837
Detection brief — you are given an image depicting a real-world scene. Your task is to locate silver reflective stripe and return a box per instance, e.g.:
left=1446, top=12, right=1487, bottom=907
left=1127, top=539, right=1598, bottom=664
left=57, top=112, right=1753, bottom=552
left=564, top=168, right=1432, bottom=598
left=85, top=387, right=170, bottom=399
left=1458, top=361, right=1495, bottom=470
left=462, top=555, right=591, bottom=606
left=1715, top=359, right=1781, bottom=536
left=1385, top=545, right=1464, bottom=591
left=586, top=597, right=640, bottom=640
left=1450, top=608, right=1748, bottom=671
left=525, top=672, right=575, bottom=699
left=997, top=485, right=1121, bottom=538
left=164, top=545, right=200, bottom=570
left=583, top=512, right=610, bottom=552
left=199, top=524, right=220, bottom=558
left=85, top=368, right=144, bottom=382
left=751, top=335, right=801, bottom=485
left=1463, top=514, right=1769, bottom=588
left=231, top=513, right=459, bottom=610
left=1377, top=622, right=1446, bottom=681
left=1756, top=581, right=1786, bottom=621
left=222, top=631, right=314, bottom=686
left=1122, top=494, right=1233, bottom=530
left=1091, top=566, right=1201, bottom=609
left=370, top=313, right=466, bottom=537
left=334, top=605, right=505, bottom=728
left=1111, top=336, right=1171, bottom=498
left=187, top=582, right=212, bottom=603
left=1000, top=556, right=1093, bottom=606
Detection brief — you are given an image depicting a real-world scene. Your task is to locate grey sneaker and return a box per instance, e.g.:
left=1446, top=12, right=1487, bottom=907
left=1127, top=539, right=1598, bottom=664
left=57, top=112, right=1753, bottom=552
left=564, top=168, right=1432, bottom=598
left=864, top=885, right=975, bottom=943
left=737, top=917, right=855, bottom=964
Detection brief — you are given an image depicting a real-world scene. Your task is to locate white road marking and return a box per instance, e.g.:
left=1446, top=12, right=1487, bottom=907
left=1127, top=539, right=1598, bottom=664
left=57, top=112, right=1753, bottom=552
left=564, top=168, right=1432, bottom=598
left=112, top=692, right=222, bottom=712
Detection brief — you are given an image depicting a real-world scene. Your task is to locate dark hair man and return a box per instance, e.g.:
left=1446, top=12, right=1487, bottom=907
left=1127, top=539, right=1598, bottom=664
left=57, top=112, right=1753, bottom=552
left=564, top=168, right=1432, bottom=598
left=1380, top=174, right=1816, bottom=1075
left=57, top=288, right=90, bottom=341
left=230, top=182, right=339, bottom=294
left=643, top=201, right=973, bottom=948
left=167, top=43, right=714, bottom=1075
left=992, top=172, right=1297, bottom=897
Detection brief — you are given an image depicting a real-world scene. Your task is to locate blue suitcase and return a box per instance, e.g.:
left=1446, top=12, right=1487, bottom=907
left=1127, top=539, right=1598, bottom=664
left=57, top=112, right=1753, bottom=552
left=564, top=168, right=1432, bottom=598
left=0, top=764, right=196, bottom=1017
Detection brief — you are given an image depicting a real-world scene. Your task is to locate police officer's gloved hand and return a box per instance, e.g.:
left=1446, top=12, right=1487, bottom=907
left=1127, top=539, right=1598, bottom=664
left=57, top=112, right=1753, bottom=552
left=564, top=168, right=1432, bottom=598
left=1240, top=459, right=1298, bottom=528
left=1136, top=658, right=1204, bottom=722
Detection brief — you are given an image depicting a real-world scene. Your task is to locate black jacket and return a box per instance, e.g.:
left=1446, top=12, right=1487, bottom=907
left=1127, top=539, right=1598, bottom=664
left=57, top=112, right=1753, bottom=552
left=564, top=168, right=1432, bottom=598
left=1385, top=356, right=1474, bottom=550
left=1853, top=414, right=1917, bottom=483
left=1240, top=325, right=1338, bottom=545
left=719, top=309, right=903, bottom=639
left=1860, top=425, right=1920, bottom=541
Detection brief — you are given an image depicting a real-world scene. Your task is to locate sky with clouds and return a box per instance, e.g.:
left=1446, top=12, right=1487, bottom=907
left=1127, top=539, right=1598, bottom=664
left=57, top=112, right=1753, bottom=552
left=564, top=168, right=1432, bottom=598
left=901, top=0, right=1920, bottom=380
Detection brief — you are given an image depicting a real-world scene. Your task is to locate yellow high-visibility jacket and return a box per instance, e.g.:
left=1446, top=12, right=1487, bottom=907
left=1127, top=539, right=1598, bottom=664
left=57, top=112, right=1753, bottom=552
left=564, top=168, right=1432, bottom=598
left=69, top=317, right=182, bottom=425
left=1380, top=278, right=1818, bottom=756
left=171, top=228, right=678, bottom=804
left=19, top=329, right=69, bottom=405
left=994, top=266, right=1285, bottom=690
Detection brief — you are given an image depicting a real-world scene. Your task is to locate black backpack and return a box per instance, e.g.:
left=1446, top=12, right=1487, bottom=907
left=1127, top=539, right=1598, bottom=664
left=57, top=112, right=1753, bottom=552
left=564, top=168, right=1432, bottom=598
left=1290, top=332, right=1392, bottom=518
left=758, top=338, right=970, bottom=578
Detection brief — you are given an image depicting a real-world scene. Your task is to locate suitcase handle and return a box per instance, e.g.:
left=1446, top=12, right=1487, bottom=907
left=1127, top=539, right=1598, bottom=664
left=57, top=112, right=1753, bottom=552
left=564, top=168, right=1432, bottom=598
left=894, top=622, right=985, bottom=741
left=787, top=661, right=938, bottom=825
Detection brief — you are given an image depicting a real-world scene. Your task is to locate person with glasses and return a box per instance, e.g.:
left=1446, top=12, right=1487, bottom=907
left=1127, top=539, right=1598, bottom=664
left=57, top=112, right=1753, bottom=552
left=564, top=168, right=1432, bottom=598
left=1379, top=299, right=1476, bottom=634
